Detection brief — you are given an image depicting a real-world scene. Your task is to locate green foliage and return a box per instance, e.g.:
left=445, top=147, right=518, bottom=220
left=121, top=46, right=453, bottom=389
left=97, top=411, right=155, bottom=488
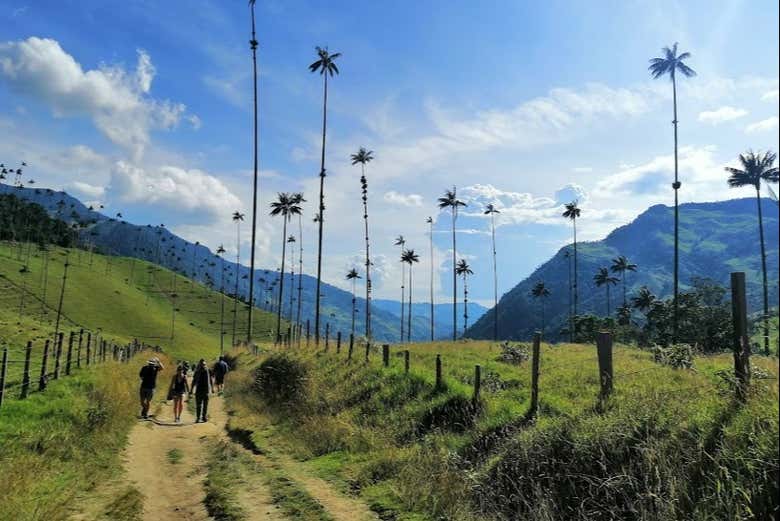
left=495, top=341, right=529, bottom=365
left=0, top=193, right=80, bottom=246
left=653, top=343, right=695, bottom=369
left=252, top=355, right=308, bottom=406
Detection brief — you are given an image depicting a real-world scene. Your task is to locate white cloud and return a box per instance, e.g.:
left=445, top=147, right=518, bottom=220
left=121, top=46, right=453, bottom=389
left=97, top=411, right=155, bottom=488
left=697, top=106, right=747, bottom=124
left=457, top=183, right=580, bottom=227
left=69, top=181, right=105, bottom=198
left=384, top=191, right=423, bottom=207
left=572, top=166, right=592, bottom=173
left=187, top=114, right=202, bottom=130
left=761, top=89, right=779, bottom=102
left=745, top=116, right=779, bottom=134
left=0, top=37, right=189, bottom=159
left=108, top=161, right=242, bottom=220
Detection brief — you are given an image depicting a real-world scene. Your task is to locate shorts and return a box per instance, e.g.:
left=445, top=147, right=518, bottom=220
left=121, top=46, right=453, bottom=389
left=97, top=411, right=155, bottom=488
left=139, top=387, right=155, bottom=401
left=214, top=375, right=225, bottom=385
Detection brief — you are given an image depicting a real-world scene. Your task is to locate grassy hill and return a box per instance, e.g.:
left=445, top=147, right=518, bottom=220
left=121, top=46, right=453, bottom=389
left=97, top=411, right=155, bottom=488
left=469, top=198, right=779, bottom=342
left=225, top=340, right=779, bottom=520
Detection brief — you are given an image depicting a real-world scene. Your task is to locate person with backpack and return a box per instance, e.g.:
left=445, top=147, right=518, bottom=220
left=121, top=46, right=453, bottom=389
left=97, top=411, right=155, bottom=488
left=138, top=357, right=164, bottom=419
left=213, top=355, right=229, bottom=394
left=191, top=358, right=212, bottom=423
left=167, top=365, right=190, bottom=423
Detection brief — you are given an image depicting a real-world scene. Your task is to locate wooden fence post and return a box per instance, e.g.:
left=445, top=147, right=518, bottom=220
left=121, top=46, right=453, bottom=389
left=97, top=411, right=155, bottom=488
left=596, top=331, right=614, bottom=397
left=382, top=344, right=390, bottom=367
left=39, top=339, right=50, bottom=391
left=365, top=341, right=371, bottom=362
left=435, top=354, right=442, bottom=389
left=529, top=332, right=541, bottom=417
left=730, top=272, right=750, bottom=401
left=473, top=364, right=482, bottom=403
left=54, top=332, right=64, bottom=380
left=404, top=350, right=410, bottom=373
left=76, top=329, right=83, bottom=369
left=336, top=332, right=342, bottom=353
left=65, top=331, right=75, bottom=376
left=21, top=341, right=32, bottom=399
left=325, top=323, right=330, bottom=351
left=348, top=333, right=354, bottom=361
left=85, top=332, right=92, bottom=366
left=0, top=347, right=8, bottom=409
left=113, top=344, right=119, bottom=361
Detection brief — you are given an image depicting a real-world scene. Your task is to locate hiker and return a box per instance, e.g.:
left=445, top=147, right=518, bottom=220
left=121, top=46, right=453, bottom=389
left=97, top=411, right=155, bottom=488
left=138, top=357, right=164, bottom=419
left=191, top=358, right=212, bottom=423
left=213, top=355, right=229, bottom=394
left=167, top=365, right=190, bottom=423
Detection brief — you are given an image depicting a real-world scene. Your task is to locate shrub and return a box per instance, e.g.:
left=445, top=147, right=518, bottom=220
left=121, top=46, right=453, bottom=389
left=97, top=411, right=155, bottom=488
left=496, top=342, right=530, bottom=365
left=252, top=355, right=308, bottom=406
left=652, top=343, right=695, bottom=369
left=417, top=394, right=482, bottom=435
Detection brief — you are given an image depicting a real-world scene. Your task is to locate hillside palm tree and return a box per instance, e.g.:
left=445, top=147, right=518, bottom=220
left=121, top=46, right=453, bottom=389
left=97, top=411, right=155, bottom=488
left=352, top=147, right=374, bottom=341
left=394, top=235, right=406, bottom=342
left=484, top=203, right=500, bottom=340
left=531, top=281, right=551, bottom=335
left=402, top=249, right=420, bottom=342
left=346, top=268, right=361, bottom=338
left=562, top=201, right=581, bottom=317
left=438, top=188, right=467, bottom=340
left=594, top=267, right=619, bottom=316
left=631, top=286, right=656, bottom=314
left=216, top=244, right=226, bottom=354
left=455, top=258, right=473, bottom=336
left=426, top=216, right=435, bottom=341
left=726, top=150, right=779, bottom=355
left=564, top=249, right=573, bottom=341
left=649, top=42, right=696, bottom=343
left=291, top=193, right=306, bottom=336
left=287, top=234, right=296, bottom=322
left=247, top=0, right=262, bottom=345
left=309, top=46, right=341, bottom=346
left=270, top=192, right=303, bottom=342
left=610, top=255, right=638, bottom=306
left=231, top=211, right=245, bottom=347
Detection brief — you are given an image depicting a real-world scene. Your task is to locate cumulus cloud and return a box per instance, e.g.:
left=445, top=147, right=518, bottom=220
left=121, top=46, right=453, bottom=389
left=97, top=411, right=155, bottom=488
left=697, top=106, right=747, bottom=124
left=108, top=161, right=242, bottom=220
left=761, top=89, right=779, bottom=102
left=69, top=181, right=105, bottom=198
left=384, top=191, right=423, bottom=207
left=456, top=183, right=582, bottom=227
left=745, top=116, right=779, bottom=134
left=0, top=37, right=190, bottom=159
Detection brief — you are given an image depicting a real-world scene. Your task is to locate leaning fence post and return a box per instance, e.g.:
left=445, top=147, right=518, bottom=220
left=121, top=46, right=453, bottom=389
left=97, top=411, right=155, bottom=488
left=65, top=331, right=75, bottom=376
left=529, top=332, right=541, bottom=417
left=39, top=339, right=50, bottom=391
left=404, top=350, right=410, bottom=373
left=473, top=364, right=482, bottom=403
left=54, top=332, right=64, bottom=380
left=76, top=329, right=83, bottom=369
left=730, top=272, right=750, bottom=402
left=596, top=331, right=614, bottom=397
left=348, top=333, right=354, bottom=360
left=21, top=341, right=32, bottom=399
left=336, top=332, right=342, bottom=353
left=0, top=347, right=8, bottom=409
left=382, top=344, right=390, bottom=367
left=435, top=354, right=442, bottom=389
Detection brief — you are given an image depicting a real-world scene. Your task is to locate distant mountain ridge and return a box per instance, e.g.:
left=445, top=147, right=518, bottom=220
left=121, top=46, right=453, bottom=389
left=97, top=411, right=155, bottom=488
left=1, top=183, right=463, bottom=341
left=468, top=198, right=779, bottom=341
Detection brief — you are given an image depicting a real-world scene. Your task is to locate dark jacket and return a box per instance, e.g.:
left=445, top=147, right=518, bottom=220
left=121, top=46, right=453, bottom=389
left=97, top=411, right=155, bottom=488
left=192, top=366, right=212, bottom=395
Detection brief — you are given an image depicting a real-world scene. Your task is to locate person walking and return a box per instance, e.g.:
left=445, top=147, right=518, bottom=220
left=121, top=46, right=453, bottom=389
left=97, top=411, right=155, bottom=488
left=167, top=365, right=190, bottom=423
left=213, top=355, right=229, bottom=394
left=138, top=357, right=164, bottom=419
left=191, top=358, right=212, bottom=423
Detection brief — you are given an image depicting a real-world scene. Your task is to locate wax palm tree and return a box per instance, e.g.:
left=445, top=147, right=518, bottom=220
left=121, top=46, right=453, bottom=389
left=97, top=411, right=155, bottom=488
left=394, top=235, right=406, bottom=342
left=309, top=45, right=341, bottom=345
left=564, top=249, right=573, bottom=341
left=484, top=203, right=500, bottom=340
left=610, top=255, right=638, bottom=306
left=346, top=268, right=361, bottom=338
left=438, top=188, right=467, bottom=341
left=352, top=147, right=374, bottom=341
left=594, top=267, right=619, bottom=316
left=287, top=235, right=296, bottom=321
left=231, top=211, right=245, bottom=346
left=726, top=150, right=779, bottom=355
left=246, top=0, right=262, bottom=345
left=455, top=258, right=473, bottom=336
left=632, top=286, right=656, bottom=314
left=426, top=216, right=435, bottom=341
left=216, top=244, right=226, bottom=354
left=530, top=281, right=551, bottom=335
left=562, top=201, right=581, bottom=317
left=649, top=42, right=696, bottom=343
left=270, top=192, right=303, bottom=342
left=402, top=249, right=420, bottom=342
left=291, top=193, right=306, bottom=335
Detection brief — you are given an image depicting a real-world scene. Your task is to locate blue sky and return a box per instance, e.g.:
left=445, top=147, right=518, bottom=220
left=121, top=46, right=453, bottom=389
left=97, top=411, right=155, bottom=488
left=0, top=0, right=778, bottom=304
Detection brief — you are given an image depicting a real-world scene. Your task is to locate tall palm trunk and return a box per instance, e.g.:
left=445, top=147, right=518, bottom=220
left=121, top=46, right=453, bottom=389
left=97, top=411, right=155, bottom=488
left=314, top=72, right=328, bottom=346
left=351, top=279, right=356, bottom=338
left=407, top=265, right=412, bottom=342
left=462, top=273, right=469, bottom=335
left=756, top=187, right=770, bottom=355
left=573, top=218, right=578, bottom=318
left=429, top=220, right=435, bottom=341
left=232, top=223, right=240, bottom=347
left=671, top=73, right=680, bottom=344
left=567, top=252, right=573, bottom=341
left=400, top=260, right=405, bottom=343
left=247, top=4, right=261, bottom=345
left=296, top=214, right=304, bottom=339
left=490, top=211, right=498, bottom=340
left=276, top=218, right=289, bottom=343
left=451, top=210, right=457, bottom=340
left=362, top=165, right=372, bottom=342
left=219, top=255, right=225, bottom=354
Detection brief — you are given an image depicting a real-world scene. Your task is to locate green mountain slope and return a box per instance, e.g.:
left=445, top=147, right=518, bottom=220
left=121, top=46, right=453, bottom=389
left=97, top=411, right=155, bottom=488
left=468, top=198, right=779, bottom=341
